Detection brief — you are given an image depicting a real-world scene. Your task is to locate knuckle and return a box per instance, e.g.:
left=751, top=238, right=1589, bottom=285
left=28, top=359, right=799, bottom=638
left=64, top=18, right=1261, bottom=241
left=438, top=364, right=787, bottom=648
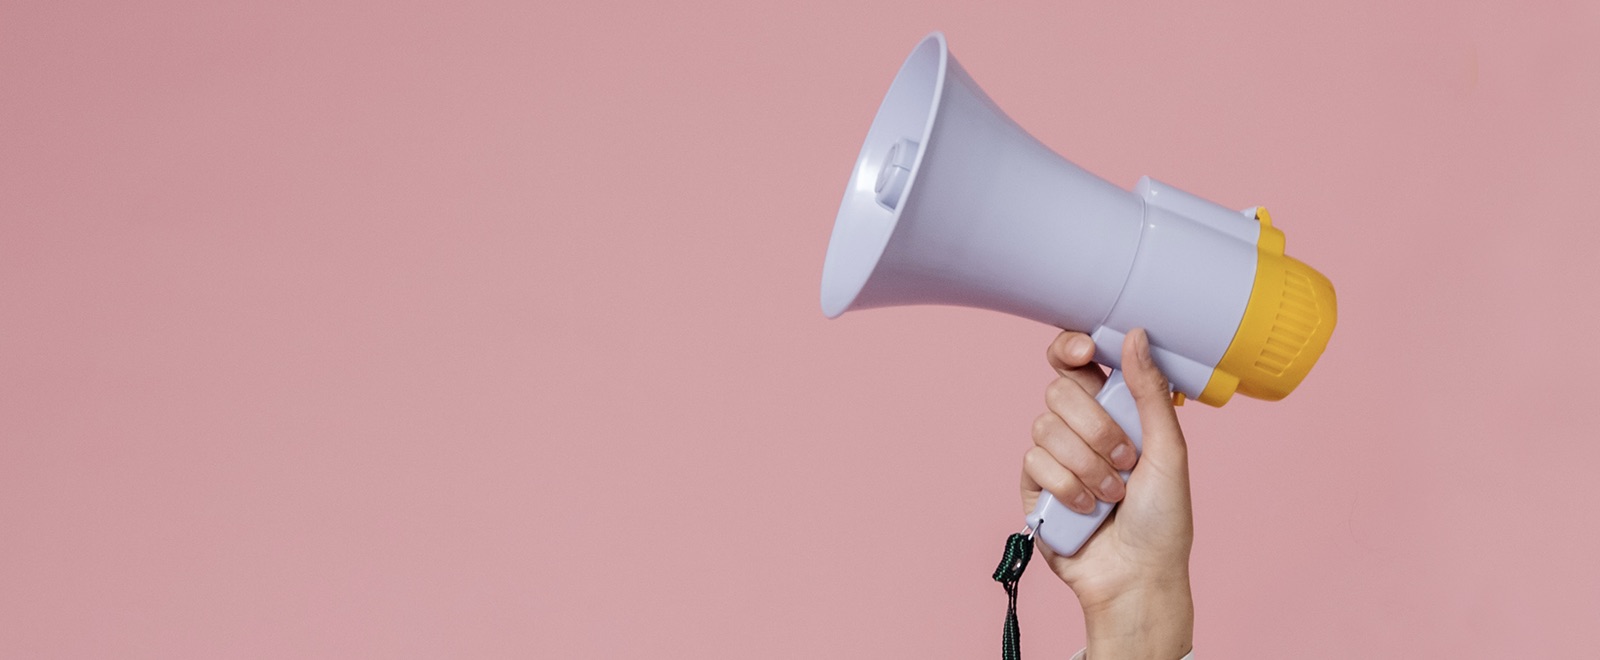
left=1045, top=377, right=1074, bottom=403
left=1048, top=473, right=1079, bottom=501
left=1080, top=416, right=1115, bottom=447
left=1063, top=452, right=1101, bottom=486
left=1022, top=446, right=1052, bottom=473
left=1022, top=445, right=1044, bottom=467
left=1031, top=412, right=1056, bottom=441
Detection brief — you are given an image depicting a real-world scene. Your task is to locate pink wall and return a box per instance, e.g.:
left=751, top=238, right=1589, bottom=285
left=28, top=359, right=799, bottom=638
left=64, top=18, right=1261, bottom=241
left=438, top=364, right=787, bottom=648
left=4, top=1, right=1598, bottom=657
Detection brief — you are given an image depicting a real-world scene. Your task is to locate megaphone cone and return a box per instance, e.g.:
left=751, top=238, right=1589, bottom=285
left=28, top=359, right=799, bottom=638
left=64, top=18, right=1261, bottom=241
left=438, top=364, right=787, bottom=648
left=823, top=33, right=1142, bottom=334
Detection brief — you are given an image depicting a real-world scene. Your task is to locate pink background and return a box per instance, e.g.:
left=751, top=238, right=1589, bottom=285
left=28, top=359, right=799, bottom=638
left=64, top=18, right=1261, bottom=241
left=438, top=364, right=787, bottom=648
left=4, top=1, right=1599, bottom=657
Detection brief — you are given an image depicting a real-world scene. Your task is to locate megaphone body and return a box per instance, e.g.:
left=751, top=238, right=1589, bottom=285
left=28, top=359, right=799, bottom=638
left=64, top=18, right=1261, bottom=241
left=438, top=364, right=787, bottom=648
left=821, top=33, right=1336, bottom=556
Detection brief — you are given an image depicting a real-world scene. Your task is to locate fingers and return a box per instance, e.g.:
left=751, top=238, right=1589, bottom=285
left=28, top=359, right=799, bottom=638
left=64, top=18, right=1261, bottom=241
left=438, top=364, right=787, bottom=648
left=1022, top=446, right=1098, bottom=514
left=1048, top=331, right=1108, bottom=394
left=1021, top=330, right=1158, bottom=520
left=1047, top=331, right=1094, bottom=369
left=1121, top=328, right=1187, bottom=459
left=1045, top=378, right=1138, bottom=472
left=1032, top=411, right=1125, bottom=504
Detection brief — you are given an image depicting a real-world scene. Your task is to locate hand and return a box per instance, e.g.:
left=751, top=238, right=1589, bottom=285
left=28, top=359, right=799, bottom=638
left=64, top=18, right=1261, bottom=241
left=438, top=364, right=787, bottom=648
left=1021, top=328, right=1194, bottom=659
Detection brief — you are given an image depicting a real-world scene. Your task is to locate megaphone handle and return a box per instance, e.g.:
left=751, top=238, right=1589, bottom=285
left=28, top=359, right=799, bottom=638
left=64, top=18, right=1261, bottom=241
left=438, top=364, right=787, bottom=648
left=1024, top=368, right=1144, bottom=556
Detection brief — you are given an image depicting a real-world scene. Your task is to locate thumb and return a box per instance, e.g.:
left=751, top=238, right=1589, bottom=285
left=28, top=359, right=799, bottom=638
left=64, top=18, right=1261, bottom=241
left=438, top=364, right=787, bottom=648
left=1122, top=328, right=1188, bottom=470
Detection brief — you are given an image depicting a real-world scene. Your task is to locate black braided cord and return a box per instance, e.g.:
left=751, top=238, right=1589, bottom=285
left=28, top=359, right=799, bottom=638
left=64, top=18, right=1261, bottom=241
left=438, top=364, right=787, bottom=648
left=992, top=531, right=1034, bottom=660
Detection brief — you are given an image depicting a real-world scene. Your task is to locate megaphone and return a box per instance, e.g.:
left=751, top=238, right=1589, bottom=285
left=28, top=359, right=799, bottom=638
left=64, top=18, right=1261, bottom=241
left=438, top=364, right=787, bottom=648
left=821, top=33, right=1336, bottom=556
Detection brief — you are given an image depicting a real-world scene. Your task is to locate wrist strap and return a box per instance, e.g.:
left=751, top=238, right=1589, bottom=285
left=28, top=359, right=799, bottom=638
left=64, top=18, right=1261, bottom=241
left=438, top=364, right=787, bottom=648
left=992, top=531, right=1034, bottom=660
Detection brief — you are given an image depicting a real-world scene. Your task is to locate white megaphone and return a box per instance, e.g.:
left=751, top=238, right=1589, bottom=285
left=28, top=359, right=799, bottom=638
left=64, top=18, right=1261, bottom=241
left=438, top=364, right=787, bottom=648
left=821, top=33, right=1337, bottom=556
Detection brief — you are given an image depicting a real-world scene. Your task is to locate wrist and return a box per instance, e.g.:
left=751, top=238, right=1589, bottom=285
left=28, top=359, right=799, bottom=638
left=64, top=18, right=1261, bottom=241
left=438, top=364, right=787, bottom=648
left=1078, top=575, right=1193, bottom=660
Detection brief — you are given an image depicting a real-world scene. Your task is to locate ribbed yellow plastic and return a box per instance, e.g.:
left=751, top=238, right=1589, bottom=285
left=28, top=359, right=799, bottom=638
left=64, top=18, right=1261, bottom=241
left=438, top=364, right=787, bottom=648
left=1197, top=209, right=1338, bottom=407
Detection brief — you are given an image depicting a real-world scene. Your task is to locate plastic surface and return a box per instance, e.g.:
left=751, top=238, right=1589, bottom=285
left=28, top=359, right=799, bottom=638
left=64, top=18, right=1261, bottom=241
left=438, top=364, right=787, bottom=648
left=1135, top=176, right=1261, bottom=245
left=819, top=33, right=1262, bottom=400
left=820, top=34, right=946, bottom=319
left=1091, top=190, right=1258, bottom=398
left=819, top=32, right=1312, bottom=555
left=820, top=32, right=1145, bottom=332
left=873, top=138, right=918, bottom=210
left=1024, top=370, right=1142, bottom=556
left=1202, top=226, right=1338, bottom=404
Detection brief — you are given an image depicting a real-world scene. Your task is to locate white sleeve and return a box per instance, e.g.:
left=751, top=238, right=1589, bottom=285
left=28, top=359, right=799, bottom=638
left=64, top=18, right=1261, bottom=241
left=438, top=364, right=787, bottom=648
left=1071, top=648, right=1194, bottom=660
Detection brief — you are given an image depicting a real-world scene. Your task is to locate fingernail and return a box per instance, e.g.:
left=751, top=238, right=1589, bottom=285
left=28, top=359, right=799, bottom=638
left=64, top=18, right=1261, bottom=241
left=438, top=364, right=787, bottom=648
left=1099, top=474, right=1124, bottom=501
left=1072, top=336, right=1093, bottom=360
left=1135, top=329, right=1154, bottom=364
left=1110, top=443, right=1132, bottom=469
left=1072, top=491, right=1095, bottom=513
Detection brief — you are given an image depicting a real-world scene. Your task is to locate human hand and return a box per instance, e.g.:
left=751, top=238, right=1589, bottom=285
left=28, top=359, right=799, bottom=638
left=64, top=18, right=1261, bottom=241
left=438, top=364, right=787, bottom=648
left=1021, top=328, right=1194, bottom=659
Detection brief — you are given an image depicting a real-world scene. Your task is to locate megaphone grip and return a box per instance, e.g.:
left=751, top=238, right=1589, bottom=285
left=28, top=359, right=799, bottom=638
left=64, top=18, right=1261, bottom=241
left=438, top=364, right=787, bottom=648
left=1024, top=369, right=1144, bottom=556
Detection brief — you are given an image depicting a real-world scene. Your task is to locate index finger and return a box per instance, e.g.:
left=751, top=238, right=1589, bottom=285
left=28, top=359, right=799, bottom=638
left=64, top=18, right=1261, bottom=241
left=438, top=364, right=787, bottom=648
left=1047, top=331, right=1095, bottom=371
left=1048, top=331, right=1107, bottom=395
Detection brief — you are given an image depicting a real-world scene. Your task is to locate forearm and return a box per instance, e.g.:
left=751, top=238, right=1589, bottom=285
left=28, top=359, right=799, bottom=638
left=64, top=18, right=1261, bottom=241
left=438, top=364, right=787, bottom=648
left=1079, top=577, right=1193, bottom=660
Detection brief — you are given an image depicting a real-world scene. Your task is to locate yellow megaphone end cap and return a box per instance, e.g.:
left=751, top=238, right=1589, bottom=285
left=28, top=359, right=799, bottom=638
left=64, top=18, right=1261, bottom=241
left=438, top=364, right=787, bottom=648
left=1198, top=248, right=1337, bottom=407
